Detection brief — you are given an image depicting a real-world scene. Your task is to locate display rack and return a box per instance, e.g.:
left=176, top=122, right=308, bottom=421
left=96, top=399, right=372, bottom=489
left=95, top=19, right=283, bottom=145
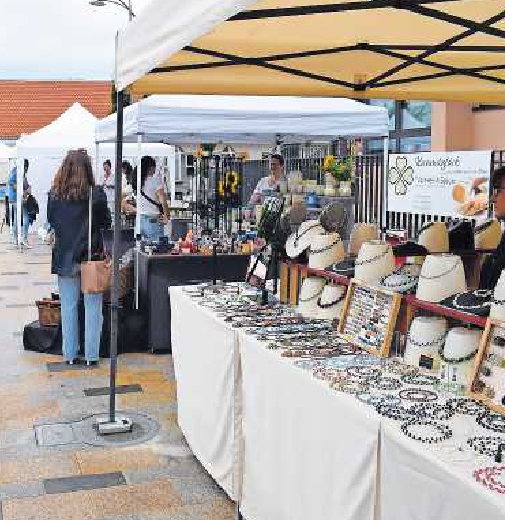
left=338, top=280, right=402, bottom=358
left=470, top=318, right=505, bottom=414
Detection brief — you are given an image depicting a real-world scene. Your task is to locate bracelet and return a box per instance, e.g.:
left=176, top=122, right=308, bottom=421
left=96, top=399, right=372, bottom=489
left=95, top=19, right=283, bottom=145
left=445, top=397, right=486, bottom=416
left=416, top=402, right=454, bottom=421
left=376, top=403, right=417, bottom=422
left=477, top=411, right=505, bottom=434
left=467, top=436, right=505, bottom=458
left=474, top=466, right=505, bottom=495
left=401, top=373, right=440, bottom=386
left=401, top=419, right=452, bottom=444
left=345, top=365, right=382, bottom=381
left=373, top=376, right=402, bottom=392
left=399, top=388, right=438, bottom=402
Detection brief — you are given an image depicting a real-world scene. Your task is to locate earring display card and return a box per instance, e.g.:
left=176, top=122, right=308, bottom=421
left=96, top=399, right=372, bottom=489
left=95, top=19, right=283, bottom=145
left=470, top=318, right=505, bottom=415
left=338, top=280, right=402, bottom=357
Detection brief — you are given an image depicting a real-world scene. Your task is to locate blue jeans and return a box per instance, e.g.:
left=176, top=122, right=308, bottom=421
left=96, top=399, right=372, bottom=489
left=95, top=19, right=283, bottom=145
left=10, top=203, right=29, bottom=241
left=58, top=275, right=103, bottom=362
left=140, top=215, right=164, bottom=241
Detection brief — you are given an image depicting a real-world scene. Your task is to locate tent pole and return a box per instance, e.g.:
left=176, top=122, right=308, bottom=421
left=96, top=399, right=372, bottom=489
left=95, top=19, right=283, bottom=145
left=135, top=134, right=142, bottom=310
left=95, top=142, right=100, bottom=184
left=382, top=136, right=389, bottom=234
left=109, top=89, right=124, bottom=424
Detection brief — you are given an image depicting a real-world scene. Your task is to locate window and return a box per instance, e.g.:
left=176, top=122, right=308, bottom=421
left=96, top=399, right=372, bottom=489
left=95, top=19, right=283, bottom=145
left=363, top=100, right=431, bottom=154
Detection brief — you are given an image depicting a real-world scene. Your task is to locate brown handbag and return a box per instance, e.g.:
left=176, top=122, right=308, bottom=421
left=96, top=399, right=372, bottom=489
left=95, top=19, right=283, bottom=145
left=81, top=187, right=111, bottom=294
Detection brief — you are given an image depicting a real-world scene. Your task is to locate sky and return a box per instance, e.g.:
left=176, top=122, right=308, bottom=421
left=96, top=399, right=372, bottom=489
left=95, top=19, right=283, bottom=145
left=1, top=0, right=151, bottom=80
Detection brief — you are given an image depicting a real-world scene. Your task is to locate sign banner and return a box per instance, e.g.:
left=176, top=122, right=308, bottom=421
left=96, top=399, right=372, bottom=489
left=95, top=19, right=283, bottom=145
left=387, top=151, right=492, bottom=218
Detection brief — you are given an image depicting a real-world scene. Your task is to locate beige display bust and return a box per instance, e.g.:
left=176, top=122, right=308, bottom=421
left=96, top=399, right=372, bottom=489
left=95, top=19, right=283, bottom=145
left=348, top=223, right=379, bottom=255
left=285, top=220, right=324, bottom=258
left=298, top=277, right=326, bottom=319
left=416, top=254, right=466, bottom=303
left=308, top=232, right=345, bottom=269
left=417, top=222, right=449, bottom=253
left=317, top=284, right=346, bottom=321
left=491, top=271, right=505, bottom=321
left=475, top=219, right=502, bottom=250
left=404, top=316, right=447, bottom=370
left=440, top=327, right=481, bottom=387
left=354, top=241, right=394, bottom=285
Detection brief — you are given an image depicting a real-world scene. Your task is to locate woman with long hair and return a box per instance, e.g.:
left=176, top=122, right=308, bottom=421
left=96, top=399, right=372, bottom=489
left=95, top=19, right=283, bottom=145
left=135, top=155, right=170, bottom=241
left=47, top=150, right=110, bottom=365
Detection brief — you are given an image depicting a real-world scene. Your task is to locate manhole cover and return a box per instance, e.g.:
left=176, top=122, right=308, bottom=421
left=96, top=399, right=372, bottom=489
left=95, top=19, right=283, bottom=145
left=73, top=412, right=160, bottom=447
left=35, top=423, right=77, bottom=447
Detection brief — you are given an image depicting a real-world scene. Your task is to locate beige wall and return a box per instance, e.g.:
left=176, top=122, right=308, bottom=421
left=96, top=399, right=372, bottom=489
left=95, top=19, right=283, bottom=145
left=431, top=102, right=505, bottom=152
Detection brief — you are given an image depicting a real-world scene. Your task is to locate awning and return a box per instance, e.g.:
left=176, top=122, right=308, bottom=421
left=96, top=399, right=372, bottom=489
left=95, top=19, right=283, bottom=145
left=96, top=94, right=389, bottom=143
left=116, top=0, right=505, bottom=103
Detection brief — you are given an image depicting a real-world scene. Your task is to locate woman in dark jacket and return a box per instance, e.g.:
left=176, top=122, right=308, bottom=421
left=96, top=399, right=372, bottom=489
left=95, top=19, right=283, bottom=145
left=47, top=150, right=110, bottom=365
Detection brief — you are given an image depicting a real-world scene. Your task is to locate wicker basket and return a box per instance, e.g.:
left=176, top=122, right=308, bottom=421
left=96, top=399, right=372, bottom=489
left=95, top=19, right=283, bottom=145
left=36, top=299, right=61, bottom=327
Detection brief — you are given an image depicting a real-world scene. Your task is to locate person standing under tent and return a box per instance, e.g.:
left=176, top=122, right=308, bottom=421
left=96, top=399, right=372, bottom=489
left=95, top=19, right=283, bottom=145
left=249, top=154, right=285, bottom=204
left=47, top=150, right=110, bottom=366
left=8, top=159, right=31, bottom=247
left=137, top=155, right=170, bottom=241
left=102, top=159, right=112, bottom=187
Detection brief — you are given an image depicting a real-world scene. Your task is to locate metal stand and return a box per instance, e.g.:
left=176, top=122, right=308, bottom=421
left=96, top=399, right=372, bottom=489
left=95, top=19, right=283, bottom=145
left=98, top=89, right=132, bottom=436
left=235, top=503, right=243, bottom=520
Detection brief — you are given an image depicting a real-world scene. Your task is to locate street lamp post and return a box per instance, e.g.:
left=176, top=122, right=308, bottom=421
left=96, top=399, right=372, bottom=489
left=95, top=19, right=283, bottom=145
left=89, top=0, right=134, bottom=21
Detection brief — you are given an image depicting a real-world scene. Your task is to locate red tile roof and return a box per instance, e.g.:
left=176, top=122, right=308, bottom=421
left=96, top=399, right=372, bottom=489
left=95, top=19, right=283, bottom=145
left=0, top=81, right=112, bottom=139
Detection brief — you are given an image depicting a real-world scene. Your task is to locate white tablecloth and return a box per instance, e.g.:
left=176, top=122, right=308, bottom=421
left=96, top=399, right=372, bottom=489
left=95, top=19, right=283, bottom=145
left=380, top=419, right=505, bottom=520
left=169, top=287, right=242, bottom=500
left=238, top=332, right=381, bottom=520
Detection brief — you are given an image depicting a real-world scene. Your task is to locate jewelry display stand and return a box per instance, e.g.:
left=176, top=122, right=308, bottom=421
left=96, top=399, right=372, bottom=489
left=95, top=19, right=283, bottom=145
left=338, top=280, right=402, bottom=357
left=470, top=318, right=505, bottom=415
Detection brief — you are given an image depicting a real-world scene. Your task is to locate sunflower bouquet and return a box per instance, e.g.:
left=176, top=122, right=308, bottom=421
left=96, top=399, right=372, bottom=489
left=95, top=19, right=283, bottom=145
left=322, top=155, right=355, bottom=182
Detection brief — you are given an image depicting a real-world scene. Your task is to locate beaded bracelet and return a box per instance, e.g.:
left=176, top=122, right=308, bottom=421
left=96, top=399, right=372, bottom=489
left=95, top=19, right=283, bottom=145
left=416, top=402, right=454, bottom=421
left=445, top=397, right=486, bottom=416
left=400, top=419, right=452, bottom=444
left=477, top=411, right=505, bottom=434
left=345, top=366, right=382, bottom=381
left=376, top=403, right=416, bottom=422
left=332, top=379, right=370, bottom=394
left=474, top=466, right=505, bottom=494
left=467, top=436, right=505, bottom=457
left=401, top=373, right=440, bottom=386
left=373, top=376, right=402, bottom=392
left=399, top=388, right=438, bottom=402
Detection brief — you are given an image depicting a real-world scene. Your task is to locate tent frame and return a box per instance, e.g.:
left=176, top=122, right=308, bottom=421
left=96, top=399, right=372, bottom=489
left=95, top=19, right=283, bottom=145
left=146, top=2, right=505, bottom=91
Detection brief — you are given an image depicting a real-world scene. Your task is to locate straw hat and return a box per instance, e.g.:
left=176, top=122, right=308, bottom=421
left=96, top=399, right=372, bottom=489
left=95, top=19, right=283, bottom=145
left=317, top=284, right=347, bottom=321
left=380, top=264, right=421, bottom=294
left=417, top=222, right=449, bottom=253
left=475, top=219, right=502, bottom=250
left=440, top=327, right=481, bottom=387
left=354, top=241, right=394, bottom=285
left=404, top=316, right=447, bottom=370
left=298, top=277, right=326, bottom=319
left=490, top=271, right=505, bottom=321
left=308, top=232, right=345, bottom=269
left=319, top=202, right=348, bottom=236
left=348, top=223, right=379, bottom=255
left=285, top=220, right=324, bottom=258
left=416, top=254, right=466, bottom=302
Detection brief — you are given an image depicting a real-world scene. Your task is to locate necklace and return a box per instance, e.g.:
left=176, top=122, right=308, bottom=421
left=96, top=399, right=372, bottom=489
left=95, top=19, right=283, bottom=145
left=317, top=292, right=346, bottom=309
left=419, top=259, right=460, bottom=280
left=355, top=246, right=390, bottom=266
left=438, top=345, right=477, bottom=364
left=299, top=288, right=325, bottom=303
left=449, top=290, right=492, bottom=311
left=407, top=330, right=447, bottom=349
left=292, top=222, right=321, bottom=248
left=310, top=237, right=342, bottom=255
left=401, top=419, right=452, bottom=444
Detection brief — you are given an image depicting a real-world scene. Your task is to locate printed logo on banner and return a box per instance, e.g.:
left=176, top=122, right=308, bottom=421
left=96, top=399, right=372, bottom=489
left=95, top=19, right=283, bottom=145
left=387, top=151, right=492, bottom=218
left=388, top=156, right=414, bottom=196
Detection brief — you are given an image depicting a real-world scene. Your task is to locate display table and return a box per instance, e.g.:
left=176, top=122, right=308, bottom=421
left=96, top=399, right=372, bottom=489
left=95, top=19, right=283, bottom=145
left=238, top=332, right=380, bottom=520
left=380, top=419, right=505, bottom=520
left=169, top=287, right=241, bottom=500
left=138, top=251, right=249, bottom=352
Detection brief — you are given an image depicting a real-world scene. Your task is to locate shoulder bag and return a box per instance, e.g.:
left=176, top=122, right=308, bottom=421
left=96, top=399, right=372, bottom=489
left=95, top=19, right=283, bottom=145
left=81, top=187, right=111, bottom=294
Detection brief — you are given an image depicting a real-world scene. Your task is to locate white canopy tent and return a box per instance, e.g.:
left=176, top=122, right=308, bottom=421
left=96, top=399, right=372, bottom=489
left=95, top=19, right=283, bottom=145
left=96, top=94, right=389, bottom=144
left=0, top=142, right=16, bottom=160
left=15, top=103, right=171, bottom=241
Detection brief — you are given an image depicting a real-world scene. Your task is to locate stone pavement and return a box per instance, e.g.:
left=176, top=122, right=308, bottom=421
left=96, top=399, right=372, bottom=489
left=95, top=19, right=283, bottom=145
left=0, top=230, right=235, bottom=520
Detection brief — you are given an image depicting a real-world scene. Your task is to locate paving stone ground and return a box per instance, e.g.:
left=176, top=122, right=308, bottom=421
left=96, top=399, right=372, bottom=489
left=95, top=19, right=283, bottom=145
left=0, top=230, right=235, bottom=520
